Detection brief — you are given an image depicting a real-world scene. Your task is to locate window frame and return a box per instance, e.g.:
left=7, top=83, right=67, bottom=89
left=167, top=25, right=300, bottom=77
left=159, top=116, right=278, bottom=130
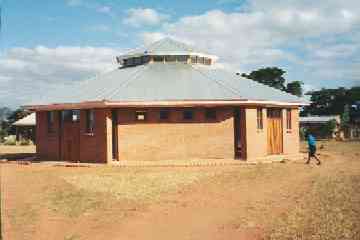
left=135, top=111, right=147, bottom=122
left=257, top=108, right=264, bottom=130
left=153, top=56, right=164, bottom=62
left=176, top=55, right=188, bottom=62
left=85, top=109, right=95, bottom=134
left=72, top=110, right=80, bottom=122
left=183, top=110, right=194, bottom=120
left=165, top=55, right=176, bottom=62
left=205, top=108, right=217, bottom=120
left=47, top=111, right=55, bottom=133
left=191, top=56, right=197, bottom=64
left=286, top=109, right=292, bottom=130
left=204, top=58, right=212, bottom=65
left=159, top=109, right=170, bottom=121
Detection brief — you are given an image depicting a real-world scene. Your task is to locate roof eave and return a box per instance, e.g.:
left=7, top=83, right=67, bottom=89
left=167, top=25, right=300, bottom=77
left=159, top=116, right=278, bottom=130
left=24, top=99, right=309, bottom=111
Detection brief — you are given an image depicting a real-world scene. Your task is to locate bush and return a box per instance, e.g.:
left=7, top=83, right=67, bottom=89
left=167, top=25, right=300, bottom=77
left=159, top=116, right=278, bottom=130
left=0, top=128, right=6, bottom=143
left=319, top=119, right=337, bottom=139
left=19, top=139, right=32, bottom=146
left=4, top=135, right=16, bottom=145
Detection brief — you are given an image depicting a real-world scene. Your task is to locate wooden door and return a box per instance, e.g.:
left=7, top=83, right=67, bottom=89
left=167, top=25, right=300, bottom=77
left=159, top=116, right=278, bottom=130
left=61, top=111, right=80, bottom=162
left=234, top=108, right=247, bottom=159
left=267, top=109, right=283, bottom=155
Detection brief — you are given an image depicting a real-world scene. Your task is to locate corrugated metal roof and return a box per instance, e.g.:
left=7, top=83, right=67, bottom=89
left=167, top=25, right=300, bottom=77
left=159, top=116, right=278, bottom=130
left=300, top=116, right=340, bottom=123
left=127, top=38, right=196, bottom=55
left=30, top=63, right=308, bottom=106
left=13, top=113, right=36, bottom=126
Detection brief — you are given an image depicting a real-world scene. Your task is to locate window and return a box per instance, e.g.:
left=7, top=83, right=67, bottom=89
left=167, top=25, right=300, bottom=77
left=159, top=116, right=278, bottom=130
left=127, top=57, right=135, bottom=66
left=176, top=55, right=188, bottom=62
left=134, top=57, right=142, bottom=65
left=159, top=110, right=170, bottom=120
left=257, top=108, right=263, bottom=129
left=183, top=110, right=194, bottom=120
left=141, top=55, right=150, bottom=64
left=47, top=111, right=55, bottom=133
left=205, top=109, right=216, bottom=120
left=153, top=56, right=164, bottom=62
left=135, top=111, right=147, bottom=121
left=198, top=57, right=205, bottom=64
left=204, top=58, right=212, bottom=65
left=86, top=110, right=95, bottom=133
left=165, top=55, right=176, bottom=62
left=62, top=110, right=72, bottom=122
left=72, top=110, right=80, bottom=122
left=286, top=109, right=292, bottom=130
left=191, top=56, right=197, bottom=64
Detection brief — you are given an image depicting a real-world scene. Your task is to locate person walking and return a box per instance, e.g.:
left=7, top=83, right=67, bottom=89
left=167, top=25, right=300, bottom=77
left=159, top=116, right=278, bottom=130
left=305, top=132, right=321, bottom=165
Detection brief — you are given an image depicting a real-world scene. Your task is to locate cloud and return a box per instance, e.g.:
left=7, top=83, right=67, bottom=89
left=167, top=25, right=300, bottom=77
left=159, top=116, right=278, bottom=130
left=140, top=1, right=360, bottom=88
left=123, top=8, right=169, bottom=27
left=0, top=46, right=122, bottom=108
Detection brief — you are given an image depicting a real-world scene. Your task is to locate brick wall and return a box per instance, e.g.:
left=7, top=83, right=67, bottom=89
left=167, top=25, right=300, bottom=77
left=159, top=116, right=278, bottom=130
left=36, top=109, right=112, bottom=163
left=244, top=107, right=300, bottom=159
left=283, top=108, right=300, bottom=155
left=116, top=107, right=234, bottom=161
left=78, top=109, right=112, bottom=163
left=245, top=108, right=268, bottom=159
left=35, top=106, right=300, bottom=163
left=36, top=111, right=60, bottom=161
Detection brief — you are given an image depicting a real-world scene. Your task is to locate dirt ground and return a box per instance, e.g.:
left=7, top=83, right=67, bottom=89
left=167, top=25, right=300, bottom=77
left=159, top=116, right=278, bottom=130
left=1, top=141, right=360, bottom=240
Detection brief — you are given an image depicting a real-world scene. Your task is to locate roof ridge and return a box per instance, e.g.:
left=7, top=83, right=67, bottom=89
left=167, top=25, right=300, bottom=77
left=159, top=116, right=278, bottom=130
left=190, top=65, right=244, bottom=98
left=105, top=64, right=149, bottom=100
left=67, top=68, right=120, bottom=102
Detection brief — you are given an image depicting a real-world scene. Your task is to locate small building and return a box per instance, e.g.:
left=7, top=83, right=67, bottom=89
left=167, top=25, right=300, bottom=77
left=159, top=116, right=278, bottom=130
left=13, top=112, right=36, bottom=143
left=300, top=115, right=341, bottom=139
left=25, top=38, right=308, bottom=163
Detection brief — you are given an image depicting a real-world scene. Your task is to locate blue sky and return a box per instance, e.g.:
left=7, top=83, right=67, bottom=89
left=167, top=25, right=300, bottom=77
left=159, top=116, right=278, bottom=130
left=1, top=0, right=359, bottom=108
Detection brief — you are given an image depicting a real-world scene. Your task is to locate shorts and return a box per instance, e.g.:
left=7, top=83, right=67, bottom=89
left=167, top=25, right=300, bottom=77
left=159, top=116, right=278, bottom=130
left=309, top=145, right=316, bottom=156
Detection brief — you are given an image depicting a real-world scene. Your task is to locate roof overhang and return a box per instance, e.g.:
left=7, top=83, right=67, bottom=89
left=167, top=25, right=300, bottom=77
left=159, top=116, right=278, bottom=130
left=24, top=99, right=309, bottom=111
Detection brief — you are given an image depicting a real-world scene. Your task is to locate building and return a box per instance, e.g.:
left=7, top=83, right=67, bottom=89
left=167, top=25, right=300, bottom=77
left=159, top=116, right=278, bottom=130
left=25, top=38, right=308, bottom=163
left=13, top=112, right=36, bottom=143
left=300, top=115, right=341, bottom=139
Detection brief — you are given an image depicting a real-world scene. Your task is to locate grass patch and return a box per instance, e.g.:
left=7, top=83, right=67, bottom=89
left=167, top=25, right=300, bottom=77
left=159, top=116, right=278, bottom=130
left=267, top=173, right=360, bottom=240
left=62, top=169, right=214, bottom=202
left=46, top=181, right=106, bottom=218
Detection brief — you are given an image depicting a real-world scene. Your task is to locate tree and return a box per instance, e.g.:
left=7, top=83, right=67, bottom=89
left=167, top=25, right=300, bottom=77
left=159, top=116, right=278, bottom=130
left=0, top=107, right=12, bottom=123
left=341, top=104, right=351, bottom=129
left=241, top=67, right=287, bottom=90
left=286, top=81, right=303, bottom=97
left=319, top=119, right=337, bottom=139
left=241, top=67, right=303, bottom=96
left=302, top=87, right=360, bottom=119
left=2, top=108, right=31, bottom=135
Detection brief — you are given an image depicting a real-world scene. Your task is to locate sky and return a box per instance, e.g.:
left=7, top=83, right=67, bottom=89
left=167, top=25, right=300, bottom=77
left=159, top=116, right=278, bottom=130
left=0, top=0, right=359, bottom=108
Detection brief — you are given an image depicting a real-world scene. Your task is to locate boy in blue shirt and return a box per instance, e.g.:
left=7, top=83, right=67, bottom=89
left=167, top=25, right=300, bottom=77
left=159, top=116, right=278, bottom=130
left=305, top=132, right=321, bottom=165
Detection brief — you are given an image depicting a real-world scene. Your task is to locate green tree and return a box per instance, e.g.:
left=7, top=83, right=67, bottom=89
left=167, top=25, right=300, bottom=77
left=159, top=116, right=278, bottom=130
left=3, top=108, right=31, bottom=135
left=241, top=67, right=303, bottom=96
left=302, top=87, right=360, bottom=118
left=341, top=104, right=351, bottom=129
left=319, top=119, right=337, bottom=138
left=241, top=67, right=287, bottom=90
left=286, top=81, right=303, bottom=97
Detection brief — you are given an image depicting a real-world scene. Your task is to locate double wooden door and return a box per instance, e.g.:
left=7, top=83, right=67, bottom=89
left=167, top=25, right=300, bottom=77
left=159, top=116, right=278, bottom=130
left=267, top=109, right=283, bottom=155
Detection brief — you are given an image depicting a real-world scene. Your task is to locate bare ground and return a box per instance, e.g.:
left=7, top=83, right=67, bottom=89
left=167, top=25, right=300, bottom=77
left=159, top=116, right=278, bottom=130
left=1, top=141, right=360, bottom=240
